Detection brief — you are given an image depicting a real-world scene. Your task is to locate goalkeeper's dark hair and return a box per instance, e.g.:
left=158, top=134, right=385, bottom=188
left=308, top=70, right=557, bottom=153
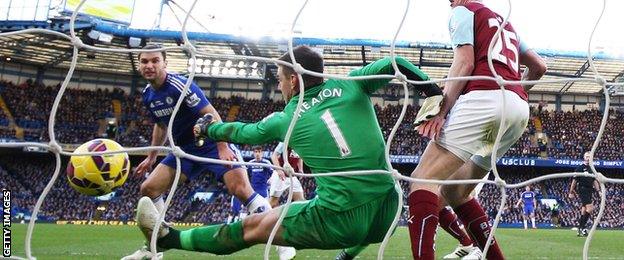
left=138, top=44, right=167, bottom=61
left=278, top=45, right=324, bottom=88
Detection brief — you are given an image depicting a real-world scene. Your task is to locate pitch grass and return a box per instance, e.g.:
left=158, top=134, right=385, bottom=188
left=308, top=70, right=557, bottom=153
left=8, top=224, right=624, bottom=259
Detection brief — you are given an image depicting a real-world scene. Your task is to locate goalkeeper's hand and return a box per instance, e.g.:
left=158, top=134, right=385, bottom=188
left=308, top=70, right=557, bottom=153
left=193, top=113, right=216, bottom=146
left=413, top=95, right=444, bottom=127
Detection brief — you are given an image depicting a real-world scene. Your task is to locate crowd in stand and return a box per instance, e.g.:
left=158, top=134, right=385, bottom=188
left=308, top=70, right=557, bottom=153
left=2, top=155, right=623, bottom=228
left=477, top=168, right=624, bottom=228
left=539, top=109, right=624, bottom=160
left=1, top=79, right=623, bottom=160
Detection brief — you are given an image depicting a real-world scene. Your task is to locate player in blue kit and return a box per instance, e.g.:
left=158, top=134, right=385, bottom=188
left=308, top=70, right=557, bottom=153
left=229, top=146, right=273, bottom=223
left=515, top=186, right=537, bottom=229
left=122, top=45, right=271, bottom=260
left=245, top=146, right=273, bottom=198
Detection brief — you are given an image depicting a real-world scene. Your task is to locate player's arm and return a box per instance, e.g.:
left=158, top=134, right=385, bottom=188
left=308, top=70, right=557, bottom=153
left=135, top=89, right=168, bottom=176
left=182, top=79, right=239, bottom=162
left=439, top=5, right=476, bottom=116
left=349, top=57, right=444, bottom=127
left=270, top=144, right=286, bottom=180
left=568, top=179, right=577, bottom=198
left=417, top=44, right=473, bottom=139
left=439, top=44, right=474, bottom=116
left=270, top=146, right=282, bottom=167
left=518, top=43, right=547, bottom=91
left=196, top=111, right=285, bottom=145
left=349, top=57, right=441, bottom=97
left=515, top=197, right=522, bottom=208
left=593, top=179, right=601, bottom=194
left=298, top=158, right=304, bottom=173
left=417, top=6, right=475, bottom=139
left=135, top=122, right=167, bottom=176
left=197, top=104, right=238, bottom=162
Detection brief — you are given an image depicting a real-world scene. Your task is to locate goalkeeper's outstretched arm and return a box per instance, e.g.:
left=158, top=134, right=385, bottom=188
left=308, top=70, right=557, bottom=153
left=349, top=56, right=441, bottom=97
left=195, top=112, right=286, bottom=145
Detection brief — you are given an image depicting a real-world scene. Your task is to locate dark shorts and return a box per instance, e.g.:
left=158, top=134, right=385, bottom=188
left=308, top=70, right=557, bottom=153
left=281, top=188, right=399, bottom=249
left=578, top=188, right=593, bottom=205
left=161, top=143, right=241, bottom=181
left=523, top=206, right=534, bottom=216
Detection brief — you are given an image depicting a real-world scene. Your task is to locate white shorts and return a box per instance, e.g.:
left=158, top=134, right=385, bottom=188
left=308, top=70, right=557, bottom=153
left=269, top=172, right=304, bottom=197
left=436, top=90, right=529, bottom=171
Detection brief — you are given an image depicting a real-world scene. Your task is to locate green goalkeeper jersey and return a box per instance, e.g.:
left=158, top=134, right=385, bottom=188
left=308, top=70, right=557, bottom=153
left=207, top=57, right=430, bottom=211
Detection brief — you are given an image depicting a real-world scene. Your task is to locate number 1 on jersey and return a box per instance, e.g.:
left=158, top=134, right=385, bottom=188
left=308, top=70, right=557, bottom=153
left=320, top=110, right=351, bottom=157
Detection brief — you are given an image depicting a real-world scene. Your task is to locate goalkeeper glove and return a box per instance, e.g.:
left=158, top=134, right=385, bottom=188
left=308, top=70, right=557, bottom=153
left=413, top=95, right=444, bottom=127
left=193, top=113, right=216, bottom=146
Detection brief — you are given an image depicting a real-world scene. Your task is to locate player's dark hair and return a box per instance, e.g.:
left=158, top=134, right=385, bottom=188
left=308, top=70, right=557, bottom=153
left=252, top=145, right=263, bottom=151
left=278, top=45, right=324, bottom=88
left=138, top=44, right=167, bottom=61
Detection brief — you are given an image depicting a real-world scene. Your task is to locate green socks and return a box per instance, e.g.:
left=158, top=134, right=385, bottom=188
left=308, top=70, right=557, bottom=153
left=158, top=221, right=249, bottom=255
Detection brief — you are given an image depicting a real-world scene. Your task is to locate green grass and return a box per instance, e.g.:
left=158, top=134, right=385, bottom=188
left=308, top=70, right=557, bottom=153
left=7, top=224, right=624, bottom=259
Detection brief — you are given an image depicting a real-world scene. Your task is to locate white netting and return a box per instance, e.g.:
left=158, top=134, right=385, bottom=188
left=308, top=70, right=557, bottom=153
left=1, top=0, right=623, bottom=259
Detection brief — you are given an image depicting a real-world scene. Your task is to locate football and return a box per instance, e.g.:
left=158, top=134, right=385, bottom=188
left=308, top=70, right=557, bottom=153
left=66, top=139, right=130, bottom=196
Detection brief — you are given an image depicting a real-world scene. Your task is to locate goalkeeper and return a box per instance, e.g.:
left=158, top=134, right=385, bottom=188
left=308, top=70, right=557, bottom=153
left=133, top=45, right=442, bottom=255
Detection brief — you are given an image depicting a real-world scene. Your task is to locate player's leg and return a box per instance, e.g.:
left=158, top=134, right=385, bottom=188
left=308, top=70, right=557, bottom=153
left=577, top=206, right=585, bottom=236
left=229, top=196, right=243, bottom=224
left=578, top=189, right=593, bottom=236
left=270, top=178, right=298, bottom=260
left=409, top=90, right=511, bottom=259
left=269, top=176, right=287, bottom=208
left=269, top=196, right=281, bottom=208
left=123, top=157, right=190, bottom=260
left=135, top=196, right=280, bottom=255
left=269, top=178, right=302, bottom=260
left=408, top=142, right=465, bottom=260
left=472, top=173, right=490, bottom=199
left=333, top=187, right=401, bottom=260
left=584, top=203, right=594, bottom=235
left=441, top=124, right=526, bottom=259
left=439, top=206, right=480, bottom=259
left=140, top=162, right=188, bottom=214
left=195, top=143, right=271, bottom=214
left=444, top=90, right=528, bottom=258
left=222, top=167, right=271, bottom=213
left=144, top=196, right=378, bottom=254
left=439, top=205, right=473, bottom=247
left=440, top=160, right=505, bottom=260
left=440, top=181, right=482, bottom=259
left=522, top=211, right=528, bottom=229
left=530, top=212, right=536, bottom=229
left=580, top=201, right=593, bottom=236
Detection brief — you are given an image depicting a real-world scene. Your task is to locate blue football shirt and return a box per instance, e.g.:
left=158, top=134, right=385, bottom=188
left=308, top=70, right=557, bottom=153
left=247, top=158, right=273, bottom=193
left=142, top=73, right=210, bottom=146
left=521, top=191, right=535, bottom=207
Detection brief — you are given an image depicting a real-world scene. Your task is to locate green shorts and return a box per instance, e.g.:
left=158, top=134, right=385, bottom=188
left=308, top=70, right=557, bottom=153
left=281, top=188, right=399, bottom=249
